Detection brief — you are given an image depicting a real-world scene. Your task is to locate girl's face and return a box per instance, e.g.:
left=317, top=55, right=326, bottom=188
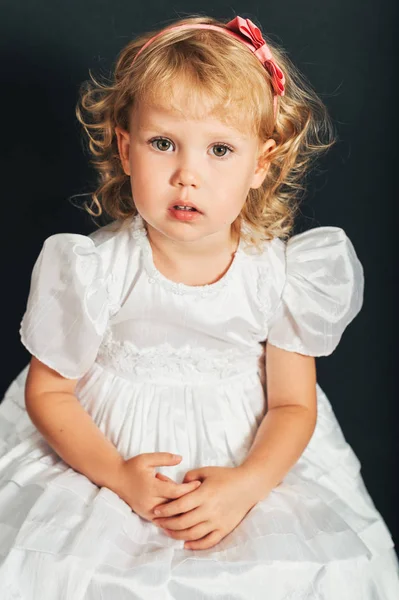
left=115, top=96, right=275, bottom=250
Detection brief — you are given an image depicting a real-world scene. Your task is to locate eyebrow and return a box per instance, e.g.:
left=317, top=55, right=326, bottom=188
left=138, top=124, right=249, bottom=141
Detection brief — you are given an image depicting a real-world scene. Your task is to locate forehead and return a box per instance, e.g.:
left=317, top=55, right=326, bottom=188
left=132, top=102, right=251, bottom=140
left=131, top=79, right=258, bottom=137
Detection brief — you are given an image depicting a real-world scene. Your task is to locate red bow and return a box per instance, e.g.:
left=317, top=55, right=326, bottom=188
left=226, top=16, right=285, bottom=96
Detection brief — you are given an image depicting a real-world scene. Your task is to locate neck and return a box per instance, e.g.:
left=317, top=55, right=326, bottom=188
left=144, top=223, right=240, bottom=266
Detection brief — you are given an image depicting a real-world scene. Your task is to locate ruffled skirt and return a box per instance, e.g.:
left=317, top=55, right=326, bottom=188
left=0, top=362, right=398, bottom=599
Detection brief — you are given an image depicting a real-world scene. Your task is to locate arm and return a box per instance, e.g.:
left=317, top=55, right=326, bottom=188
left=238, top=342, right=318, bottom=503
left=25, top=356, right=124, bottom=492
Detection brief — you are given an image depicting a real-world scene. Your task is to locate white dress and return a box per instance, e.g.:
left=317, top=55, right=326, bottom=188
left=0, top=213, right=398, bottom=599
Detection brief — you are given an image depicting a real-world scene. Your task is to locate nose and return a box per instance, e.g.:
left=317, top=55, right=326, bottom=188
left=170, top=167, right=200, bottom=188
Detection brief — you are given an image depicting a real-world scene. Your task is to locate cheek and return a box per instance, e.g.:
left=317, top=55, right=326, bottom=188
left=215, top=166, right=252, bottom=202
left=219, top=157, right=254, bottom=185
left=130, top=154, right=165, bottom=195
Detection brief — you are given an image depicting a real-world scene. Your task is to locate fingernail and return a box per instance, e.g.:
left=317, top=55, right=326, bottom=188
left=154, top=509, right=161, bottom=515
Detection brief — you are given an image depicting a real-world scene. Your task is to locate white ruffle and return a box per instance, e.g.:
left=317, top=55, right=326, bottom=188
left=19, top=234, right=111, bottom=379
left=267, top=227, right=364, bottom=355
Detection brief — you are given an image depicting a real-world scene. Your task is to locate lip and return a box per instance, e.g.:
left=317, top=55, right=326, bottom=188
left=167, top=200, right=203, bottom=214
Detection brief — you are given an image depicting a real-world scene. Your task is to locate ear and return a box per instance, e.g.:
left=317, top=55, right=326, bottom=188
left=250, top=138, right=276, bottom=190
left=115, top=126, right=131, bottom=176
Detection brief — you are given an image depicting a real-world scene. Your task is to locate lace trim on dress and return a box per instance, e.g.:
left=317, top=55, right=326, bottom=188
left=96, top=327, right=262, bottom=382
left=130, top=214, right=245, bottom=297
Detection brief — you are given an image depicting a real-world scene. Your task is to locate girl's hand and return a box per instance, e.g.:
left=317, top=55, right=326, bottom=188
left=114, top=453, right=201, bottom=522
left=151, top=466, right=257, bottom=551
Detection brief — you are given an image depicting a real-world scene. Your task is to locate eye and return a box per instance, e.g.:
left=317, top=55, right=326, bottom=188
left=211, top=144, right=234, bottom=159
left=149, top=137, right=174, bottom=152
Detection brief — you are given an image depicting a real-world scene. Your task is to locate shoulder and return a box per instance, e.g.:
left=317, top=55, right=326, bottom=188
left=240, top=233, right=286, bottom=288
left=88, top=217, right=132, bottom=247
left=284, top=225, right=360, bottom=262
left=38, top=217, right=130, bottom=260
left=28, top=216, right=143, bottom=316
left=247, top=225, right=363, bottom=284
left=88, top=216, right=137, bottom=264
left=39, top=215, right=140, bottom=277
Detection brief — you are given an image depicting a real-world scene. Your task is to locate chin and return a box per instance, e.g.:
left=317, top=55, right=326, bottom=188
left=142, top=214, right=200, bottom=239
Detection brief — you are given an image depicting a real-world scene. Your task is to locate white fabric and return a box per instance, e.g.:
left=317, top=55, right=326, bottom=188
left=267, top=227, right=365, bottom=355
left=0, top=213, right=398, bottom=599
left=19, top=234, right=112, bottom=379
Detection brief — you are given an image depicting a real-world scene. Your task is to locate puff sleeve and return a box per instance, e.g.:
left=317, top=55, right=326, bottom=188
left=19, top=233, right=111, bottom=379
left=266, top=227, right=364, bottom=356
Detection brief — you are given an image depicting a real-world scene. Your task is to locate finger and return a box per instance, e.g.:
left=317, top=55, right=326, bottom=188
left=155, top=473, right=173, bottom=483
left=176, top=481, right=202, bottom=494
left=153, top=492, right=199, bottom=517
left=182, top=469, right=202, bottom=483
left=185, top=530, right=222, bottom=550
left=156, top=480, right=201, bottom=503
left=155, top=472, right=201, bottom=488
left=142, top=453, right=182, bottom=467
left=163, top=521, right=212, bottom=542
left=156, top=472, right=201, bottom=488
left=154, top=508, right=203, bottom=531
left=155, top=473, right=201, bottom=492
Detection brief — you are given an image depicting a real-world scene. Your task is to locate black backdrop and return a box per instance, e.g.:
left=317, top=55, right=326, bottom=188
left=1, top=1, right=398, bottom=552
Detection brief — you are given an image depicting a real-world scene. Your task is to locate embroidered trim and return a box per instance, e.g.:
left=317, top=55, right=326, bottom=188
left=97, top=327, right=262, bottom=381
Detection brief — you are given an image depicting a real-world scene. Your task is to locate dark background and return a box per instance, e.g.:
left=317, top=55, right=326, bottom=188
left=1, top=0, right=397, bottom=552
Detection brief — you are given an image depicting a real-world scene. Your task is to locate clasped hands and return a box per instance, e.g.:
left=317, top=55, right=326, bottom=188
left=151, top=465, right=258, bottom=551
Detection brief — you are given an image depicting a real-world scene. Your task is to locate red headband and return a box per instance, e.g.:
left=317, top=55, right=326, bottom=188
left=132, top=16, right=286, bottom=117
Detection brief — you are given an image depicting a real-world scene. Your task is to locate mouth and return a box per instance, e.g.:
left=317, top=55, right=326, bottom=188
left=167, top=202, right=203, bottom=222
left=168, top=201, right=202, bottom=214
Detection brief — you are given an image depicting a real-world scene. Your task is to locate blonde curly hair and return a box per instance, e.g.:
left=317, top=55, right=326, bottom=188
left=74, top=14, right=336, bottom=250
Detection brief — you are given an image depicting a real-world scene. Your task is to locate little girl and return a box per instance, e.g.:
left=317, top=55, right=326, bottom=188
left=0, top=14, right=398, bottom=599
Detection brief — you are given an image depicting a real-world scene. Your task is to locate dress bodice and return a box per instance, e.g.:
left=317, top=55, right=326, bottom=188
left=19, top=213, right=364, bottom=385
